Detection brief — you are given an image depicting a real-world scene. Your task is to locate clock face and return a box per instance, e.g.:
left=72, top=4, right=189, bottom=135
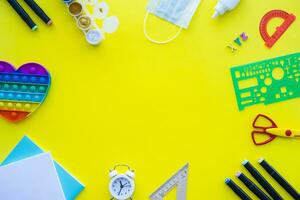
left=109, top=175, right=135, bottom=200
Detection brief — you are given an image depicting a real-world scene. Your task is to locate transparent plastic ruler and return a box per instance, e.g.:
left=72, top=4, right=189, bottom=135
left=150, top=163, right=189, bottom=200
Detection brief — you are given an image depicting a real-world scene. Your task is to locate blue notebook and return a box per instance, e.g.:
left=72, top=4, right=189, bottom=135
left=1, top=136, right=85, bottom=200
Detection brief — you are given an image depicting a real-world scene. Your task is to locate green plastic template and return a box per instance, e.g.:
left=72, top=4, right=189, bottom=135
left=231, top=52, right=300, bottom=111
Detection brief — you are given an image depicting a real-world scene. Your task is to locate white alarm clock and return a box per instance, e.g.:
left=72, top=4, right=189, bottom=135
left=109, top=164, right=135, bottom=200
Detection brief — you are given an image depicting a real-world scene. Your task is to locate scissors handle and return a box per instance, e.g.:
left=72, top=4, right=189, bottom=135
left=252, top=114, right=278, bottom=129
left=252, top=131, right=277, bottom=145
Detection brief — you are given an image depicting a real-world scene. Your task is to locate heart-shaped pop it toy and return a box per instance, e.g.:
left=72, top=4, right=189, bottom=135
left=0, top=61, right=51, bottom=122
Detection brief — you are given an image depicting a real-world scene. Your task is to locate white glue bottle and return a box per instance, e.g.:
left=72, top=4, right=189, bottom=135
left=212, top=0, right=240, bottom=18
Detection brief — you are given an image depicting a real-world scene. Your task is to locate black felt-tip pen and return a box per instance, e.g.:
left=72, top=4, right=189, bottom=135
left=242, top=160, right=283, bottom=200
left=259, top=158, right=300, bottom=200
left=225, top=178, right=252, bottom=200
left=236, top=172, right=271, bottom=200
left=7, top=0, right=37, bottom=31
left=24, top=0, right=52, bottom=25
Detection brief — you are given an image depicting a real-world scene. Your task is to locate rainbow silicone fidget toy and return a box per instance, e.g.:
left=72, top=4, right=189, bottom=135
left=231, top=52, right=300, bottom=111
left=0, top=61, right=51, bottom=122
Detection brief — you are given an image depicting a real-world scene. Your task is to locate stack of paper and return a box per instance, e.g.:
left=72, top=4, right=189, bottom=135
left=0, top=136, right=85, bottom=200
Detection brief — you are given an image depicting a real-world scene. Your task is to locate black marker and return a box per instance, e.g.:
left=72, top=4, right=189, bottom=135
left=24, top=0, right=52, bottom=25
left=259, top=158, right=300, bottom=200
left=7, top=0, right=37, bottom=31
left=225, top=178, right=252, bottom=200
left=242, top=160, right=283, bottom=200
left=236, top=172, right=271, bottom=200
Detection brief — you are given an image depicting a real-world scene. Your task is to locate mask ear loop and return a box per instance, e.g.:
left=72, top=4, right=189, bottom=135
left=143, top=11, right=182, bottom=44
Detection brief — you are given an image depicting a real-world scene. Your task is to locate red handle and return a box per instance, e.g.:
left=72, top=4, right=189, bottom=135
left=252, top=114, right=278, bottom=145
left=252, top=131, right=277, bottom=145
left=253, top=114, right=278, bottom=129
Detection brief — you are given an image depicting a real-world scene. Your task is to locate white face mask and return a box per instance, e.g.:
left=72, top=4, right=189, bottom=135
left=144, top=0, right=201, bottom=44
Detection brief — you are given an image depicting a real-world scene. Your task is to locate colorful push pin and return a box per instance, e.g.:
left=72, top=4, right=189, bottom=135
left=227, top=44, right=237, bottom=53
left=240, top=32, right=248, bottom=41
left=234, top=37, right=242, bottom=46
left=228, top=32, right=248, bottom=52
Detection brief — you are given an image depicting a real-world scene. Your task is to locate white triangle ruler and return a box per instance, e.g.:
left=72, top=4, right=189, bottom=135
left=150, top=163, right=189, bottom=200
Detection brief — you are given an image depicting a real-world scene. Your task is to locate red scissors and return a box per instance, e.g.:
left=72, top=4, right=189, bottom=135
left=252, top=114, right=300, bottom=145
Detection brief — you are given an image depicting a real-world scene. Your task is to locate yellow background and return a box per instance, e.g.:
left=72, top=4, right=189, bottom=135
left=0, top=0, right=299, bottom=199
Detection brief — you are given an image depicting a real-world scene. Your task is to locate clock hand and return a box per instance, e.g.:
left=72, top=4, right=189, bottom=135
left=119, top=180, right=123, bottom=188
left=123, top=185, right=131, bottom=188
left=118, top=187, right=122, bottom=195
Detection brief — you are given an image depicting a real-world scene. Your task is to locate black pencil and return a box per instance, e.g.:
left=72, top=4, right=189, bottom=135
left=24, top=0, right=52, bottom=25
left=237, top=172, right=271, bottom=200
left=7, top=0, right=37, bottom=31
left=225, top=178, right=252, bottom=200
left=259, top=158, right=300, bottom=200
left=242, top=160, right=283, bottom=200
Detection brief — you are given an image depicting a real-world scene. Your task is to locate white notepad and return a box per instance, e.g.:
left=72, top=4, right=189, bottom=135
left=0, top=152, right=66, bottom=200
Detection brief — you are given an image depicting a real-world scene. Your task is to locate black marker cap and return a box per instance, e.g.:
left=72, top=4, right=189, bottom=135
left=225, top=178, right=252, bottom=200
left=259, top=158, right=300, bottom=200
left=236, top=172, right=271, bottom=200
left=242, top=160, right=283, bottom=200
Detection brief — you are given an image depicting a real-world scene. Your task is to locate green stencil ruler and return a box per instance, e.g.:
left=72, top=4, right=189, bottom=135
left=231, top=52, right=300, bottom=111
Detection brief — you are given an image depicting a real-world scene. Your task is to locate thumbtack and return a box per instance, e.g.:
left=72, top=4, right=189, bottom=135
left=227, top=44, right=237, bottom=53
left=234, top=37, right=242, bottom=46
left=240, top=32, right=248, bottom=41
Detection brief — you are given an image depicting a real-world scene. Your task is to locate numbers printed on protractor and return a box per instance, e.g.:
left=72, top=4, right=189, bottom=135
left=231, top=53, right=300, bottom=111
left=150, top=163, right=189, bottom=200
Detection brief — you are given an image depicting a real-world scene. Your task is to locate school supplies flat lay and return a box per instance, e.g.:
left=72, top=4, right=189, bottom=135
left=252, top=114, right=300, bottom=145
left=64, top=0, right=119, bottom=45
left=260, top=10, right=296, bottom=48
left=0, top=61, right=51, bottom=122
left=226, top=159, right=299, bottom=200
left=150, top=163, right=189, bottom=200
left=0, top=153, right=66, bottom=200
left=1, top=0, right=300, bottom=199
left=231, top=52, right=300, bottom=111
left=1, top=136, right=84, bottom=200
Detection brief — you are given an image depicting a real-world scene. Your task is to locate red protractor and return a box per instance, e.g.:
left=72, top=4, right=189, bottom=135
left=259, top=10, right=296, bottom=48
